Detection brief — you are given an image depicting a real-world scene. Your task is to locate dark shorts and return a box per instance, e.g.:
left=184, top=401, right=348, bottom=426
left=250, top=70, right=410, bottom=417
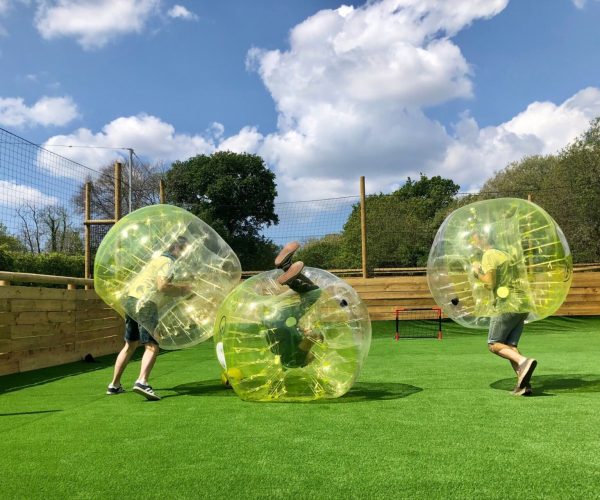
left=488, top=312, right=529, bottom=346
left=124, top=296, right=159, bottom=345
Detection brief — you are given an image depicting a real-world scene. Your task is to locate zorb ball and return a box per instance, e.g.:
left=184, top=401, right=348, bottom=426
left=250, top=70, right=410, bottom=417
left=94, top=204, right=241, bottom=349
left=427, top=198, right=572, bottom=329
left=214, top=268, right=371, bottom=402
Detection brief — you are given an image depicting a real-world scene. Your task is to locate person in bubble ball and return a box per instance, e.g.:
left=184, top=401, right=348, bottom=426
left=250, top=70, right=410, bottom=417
left=469, top=230, right=537, bottom=396
left=265, top=241, right=327, bottom=369
left=106, top=236, right=192, bottom=401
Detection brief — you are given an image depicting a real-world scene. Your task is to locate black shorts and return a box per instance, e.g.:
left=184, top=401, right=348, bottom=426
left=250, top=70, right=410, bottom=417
left=123, top=297, right=159, bottom=345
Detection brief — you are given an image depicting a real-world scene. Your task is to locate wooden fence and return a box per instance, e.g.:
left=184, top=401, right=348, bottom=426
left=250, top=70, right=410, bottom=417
left=0, top=273, right=122, bottom=376
left=346, top=270, right=600, bottom=320
left=0, top=269, right=598, bottom=376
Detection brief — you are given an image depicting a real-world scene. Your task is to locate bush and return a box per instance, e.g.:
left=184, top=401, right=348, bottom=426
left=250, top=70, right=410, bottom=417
left=0, top=251, right=84, bottom=277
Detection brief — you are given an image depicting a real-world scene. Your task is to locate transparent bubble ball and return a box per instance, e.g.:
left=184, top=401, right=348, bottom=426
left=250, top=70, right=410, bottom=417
left=214, top=267, right=371, bottom=402
left=94, top=204, right=241, bottom=349
left=427, top=198, right=572, bottom=329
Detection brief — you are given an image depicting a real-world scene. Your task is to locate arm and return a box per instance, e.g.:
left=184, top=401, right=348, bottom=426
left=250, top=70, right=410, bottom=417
left=472, top=263, right=495, bottom=288
left=156, top=276, right=192, bottom=296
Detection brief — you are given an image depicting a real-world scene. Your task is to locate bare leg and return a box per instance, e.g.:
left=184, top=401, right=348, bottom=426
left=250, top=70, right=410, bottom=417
left=110, top=340, right=139, bottom=386
left=488, top=342, right=527, bottom=366
left=137, top=343, right=160, bottom=385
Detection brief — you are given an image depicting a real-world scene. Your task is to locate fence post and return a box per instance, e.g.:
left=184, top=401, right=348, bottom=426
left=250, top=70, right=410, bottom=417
left=159, top=178, right=166, bottom=204
left=114, top=161, right=122, bottom=221
left=84, top=182, right=91, bottom=280
left=360, top=176, right=368, bottom=278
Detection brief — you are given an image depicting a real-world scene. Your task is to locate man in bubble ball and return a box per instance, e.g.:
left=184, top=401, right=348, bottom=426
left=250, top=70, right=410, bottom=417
left=106, top=236, right=192, bottom=401
left=470, top=230, right=537, bottom=396
left=264, top=241, right=325, bottom=369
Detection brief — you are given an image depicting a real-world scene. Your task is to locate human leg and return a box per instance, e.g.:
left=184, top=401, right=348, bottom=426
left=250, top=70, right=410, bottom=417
left=107, top=314, right=140, bottom=394
left=132, top=302, right=162, bottom=400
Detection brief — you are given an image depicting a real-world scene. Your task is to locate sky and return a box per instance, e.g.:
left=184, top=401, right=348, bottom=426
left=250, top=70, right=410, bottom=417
left=1, top=0, right=600, bottom=212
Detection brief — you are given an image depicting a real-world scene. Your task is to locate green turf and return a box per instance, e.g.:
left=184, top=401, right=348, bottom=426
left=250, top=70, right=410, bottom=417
left=1, top=316, right=600, bottom=499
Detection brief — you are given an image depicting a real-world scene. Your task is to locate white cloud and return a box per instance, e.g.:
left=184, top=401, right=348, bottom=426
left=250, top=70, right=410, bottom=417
left=0, top=95, right=79, bottom=128
left=0, top=180, right=59, bottom=208
left=240, top=0, right=509, bottom=199
left=442, top=87, right=600, bottom=191
left=41, top=114, right=220, bottom=179
left=35, top=0, right=160, bottom=49
left=167, top=4, right=198, bottom=21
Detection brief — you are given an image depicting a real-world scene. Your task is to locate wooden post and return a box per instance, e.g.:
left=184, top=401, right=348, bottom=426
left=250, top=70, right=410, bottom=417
left=527, top=193, right=532, bottom=202
left=0, top=280, right=10, bottom=286
left=360, top=176, right=368, bottom=279
left=159, top=178, right=165, bottom=204
left=114, top=161, right=122, bottom=221
left=67, top=284, right=77, bottom=290
left=84, top=182, right=91, bottom=280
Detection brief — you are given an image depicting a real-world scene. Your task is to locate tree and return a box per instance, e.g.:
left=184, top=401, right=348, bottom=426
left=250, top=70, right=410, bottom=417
left=0, top=222, right=26, bottom=252
left=165, top=151, right=279, bottom=269
left=73, top=160, right=162, bottom=220
left=339, top=175, right=461, bottom=270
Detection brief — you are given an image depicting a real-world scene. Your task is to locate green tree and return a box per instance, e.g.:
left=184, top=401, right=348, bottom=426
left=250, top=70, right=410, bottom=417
left=0, top=223, right=26, bottom=252
left=295, top=234, right=347, bottom=269
left=342, top=175, right=460, bottom=270
left=165, top=151, right=279, bottom=269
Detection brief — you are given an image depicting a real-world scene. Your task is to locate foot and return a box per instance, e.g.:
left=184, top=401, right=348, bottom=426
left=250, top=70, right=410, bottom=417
left=277, top=261, right=304, bottom=286
left=517, top=358, right=537, bottom=389
left=133, top=382, right=161, bottom=401
left=512, top=384, right=532, bottom=396
left=106, top=384, right=125, bottom=395
left=275, top=241, right=300, bottom=271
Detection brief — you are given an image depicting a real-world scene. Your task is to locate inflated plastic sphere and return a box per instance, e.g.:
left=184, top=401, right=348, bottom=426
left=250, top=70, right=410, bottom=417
left=94, top=204, right=241, bottom=349
left=214, top=268, right=371, bottom=402
left=427, top=198, right=572, bottom=329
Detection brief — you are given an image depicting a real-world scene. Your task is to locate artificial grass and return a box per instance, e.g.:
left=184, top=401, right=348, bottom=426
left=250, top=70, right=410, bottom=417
left=1, top=317, right=600, bottom=499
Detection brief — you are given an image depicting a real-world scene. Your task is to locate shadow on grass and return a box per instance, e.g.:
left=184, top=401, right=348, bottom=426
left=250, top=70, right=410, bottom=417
left=165, top=380, right=422, bottom=403
left=0, top=352, right=136, bottom=395
left=0, top=410, right=62, bottom=417
left=490, top=374, right=600, bottom=396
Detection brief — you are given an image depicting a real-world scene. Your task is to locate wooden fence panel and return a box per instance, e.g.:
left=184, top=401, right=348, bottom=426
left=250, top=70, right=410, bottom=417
left=0, top=285, right=123, bottom=376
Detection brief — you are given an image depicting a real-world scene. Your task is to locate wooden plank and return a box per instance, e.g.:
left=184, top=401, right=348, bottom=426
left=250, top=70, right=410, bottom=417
left=0, top=286, right=70, bottom=300
left=0, top=358, right=19, bottom=376
left=11, top=322, right=75, bottom=338
left=10, top=299, right=77, bottom=312
left=15, top=311, right=48, bottom=325
left=76, top=318, right=122, bottom=331
left=0, top=311, right=15, bottom=325
left=75, top=309, right=120, bottom=320
left=47, top=311, right=76, bottom=323
left=0, top=299, right=10, bottom=312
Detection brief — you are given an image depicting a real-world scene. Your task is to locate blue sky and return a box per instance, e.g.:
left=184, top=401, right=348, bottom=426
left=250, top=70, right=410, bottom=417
left=1, top=0, right=600, bottom=214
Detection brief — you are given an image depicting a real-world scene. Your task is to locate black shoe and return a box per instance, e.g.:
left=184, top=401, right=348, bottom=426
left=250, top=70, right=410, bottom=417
left=133, top=382, right=161, bottom=401
left=106, top=384, right=125, bottom=395
left=275, top=241, right=300, bottom=271
left=277, top=261, right=305, bottom=286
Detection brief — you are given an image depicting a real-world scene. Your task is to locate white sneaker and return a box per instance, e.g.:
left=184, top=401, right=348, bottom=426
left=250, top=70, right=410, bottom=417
left=133, top=382, right=161, bottom=401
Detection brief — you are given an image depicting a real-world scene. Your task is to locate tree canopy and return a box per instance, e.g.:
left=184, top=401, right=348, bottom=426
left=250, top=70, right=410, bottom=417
left=165, top=151, right=279, bottom=270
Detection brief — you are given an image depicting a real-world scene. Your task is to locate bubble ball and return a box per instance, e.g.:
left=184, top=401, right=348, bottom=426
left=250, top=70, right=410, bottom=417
left=94, top=204, right=241, bottom=349
left=427, top=198, right=572, bottom=329
left=214, top=268, right=371, bottom=402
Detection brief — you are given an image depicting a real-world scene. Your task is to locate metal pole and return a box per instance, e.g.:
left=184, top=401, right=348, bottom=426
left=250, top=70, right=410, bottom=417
left=128, top=148, right=133, bottom=213
left=360, top=176, right=368, bottom=279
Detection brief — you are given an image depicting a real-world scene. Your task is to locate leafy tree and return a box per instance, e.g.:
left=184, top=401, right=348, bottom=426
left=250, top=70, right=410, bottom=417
left=341, top=175, right=460, bottom=271
left=165, top=151, right=279, bottom=269
left=0, top=223, right=26, bottom=252
left=295, top=234, right=347, bottom=269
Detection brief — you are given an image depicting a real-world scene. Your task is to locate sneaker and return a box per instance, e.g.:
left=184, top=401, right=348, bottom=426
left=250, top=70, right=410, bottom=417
left=517, top=358, right=537, bottom=389
left=133, top=382, right=161, bottom=401
left=275, top=241, right=300, bottom=271
left=277, top=261, right=305, bottom=286
left=106, top=384, right=125, bottom=395
left=512, top=384, right=532, bottom=396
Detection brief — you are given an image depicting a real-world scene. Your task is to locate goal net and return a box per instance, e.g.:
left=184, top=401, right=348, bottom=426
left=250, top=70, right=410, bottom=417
left=394, top=307, right=442, bottom=340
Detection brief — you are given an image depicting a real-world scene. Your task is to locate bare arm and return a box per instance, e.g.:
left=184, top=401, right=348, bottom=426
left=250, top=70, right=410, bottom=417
left=156, top=276, right=192, bottom=296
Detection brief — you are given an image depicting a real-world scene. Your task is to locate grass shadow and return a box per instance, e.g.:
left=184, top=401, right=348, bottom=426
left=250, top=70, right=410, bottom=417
left=165, top=379, right=422, bottom=403
left=0, top=352, right=143, bottom=395
left=0, top=410, right=62, bottom=417
left=490, top=373, right=600, bottom=396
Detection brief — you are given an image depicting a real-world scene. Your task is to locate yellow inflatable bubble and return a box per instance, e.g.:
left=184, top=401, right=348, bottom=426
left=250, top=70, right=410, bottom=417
left=214, top=268, right=371, bottom=402
left=94, top=204, right=241, bottom=349
left=427, top=198, right=572, bottom=329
